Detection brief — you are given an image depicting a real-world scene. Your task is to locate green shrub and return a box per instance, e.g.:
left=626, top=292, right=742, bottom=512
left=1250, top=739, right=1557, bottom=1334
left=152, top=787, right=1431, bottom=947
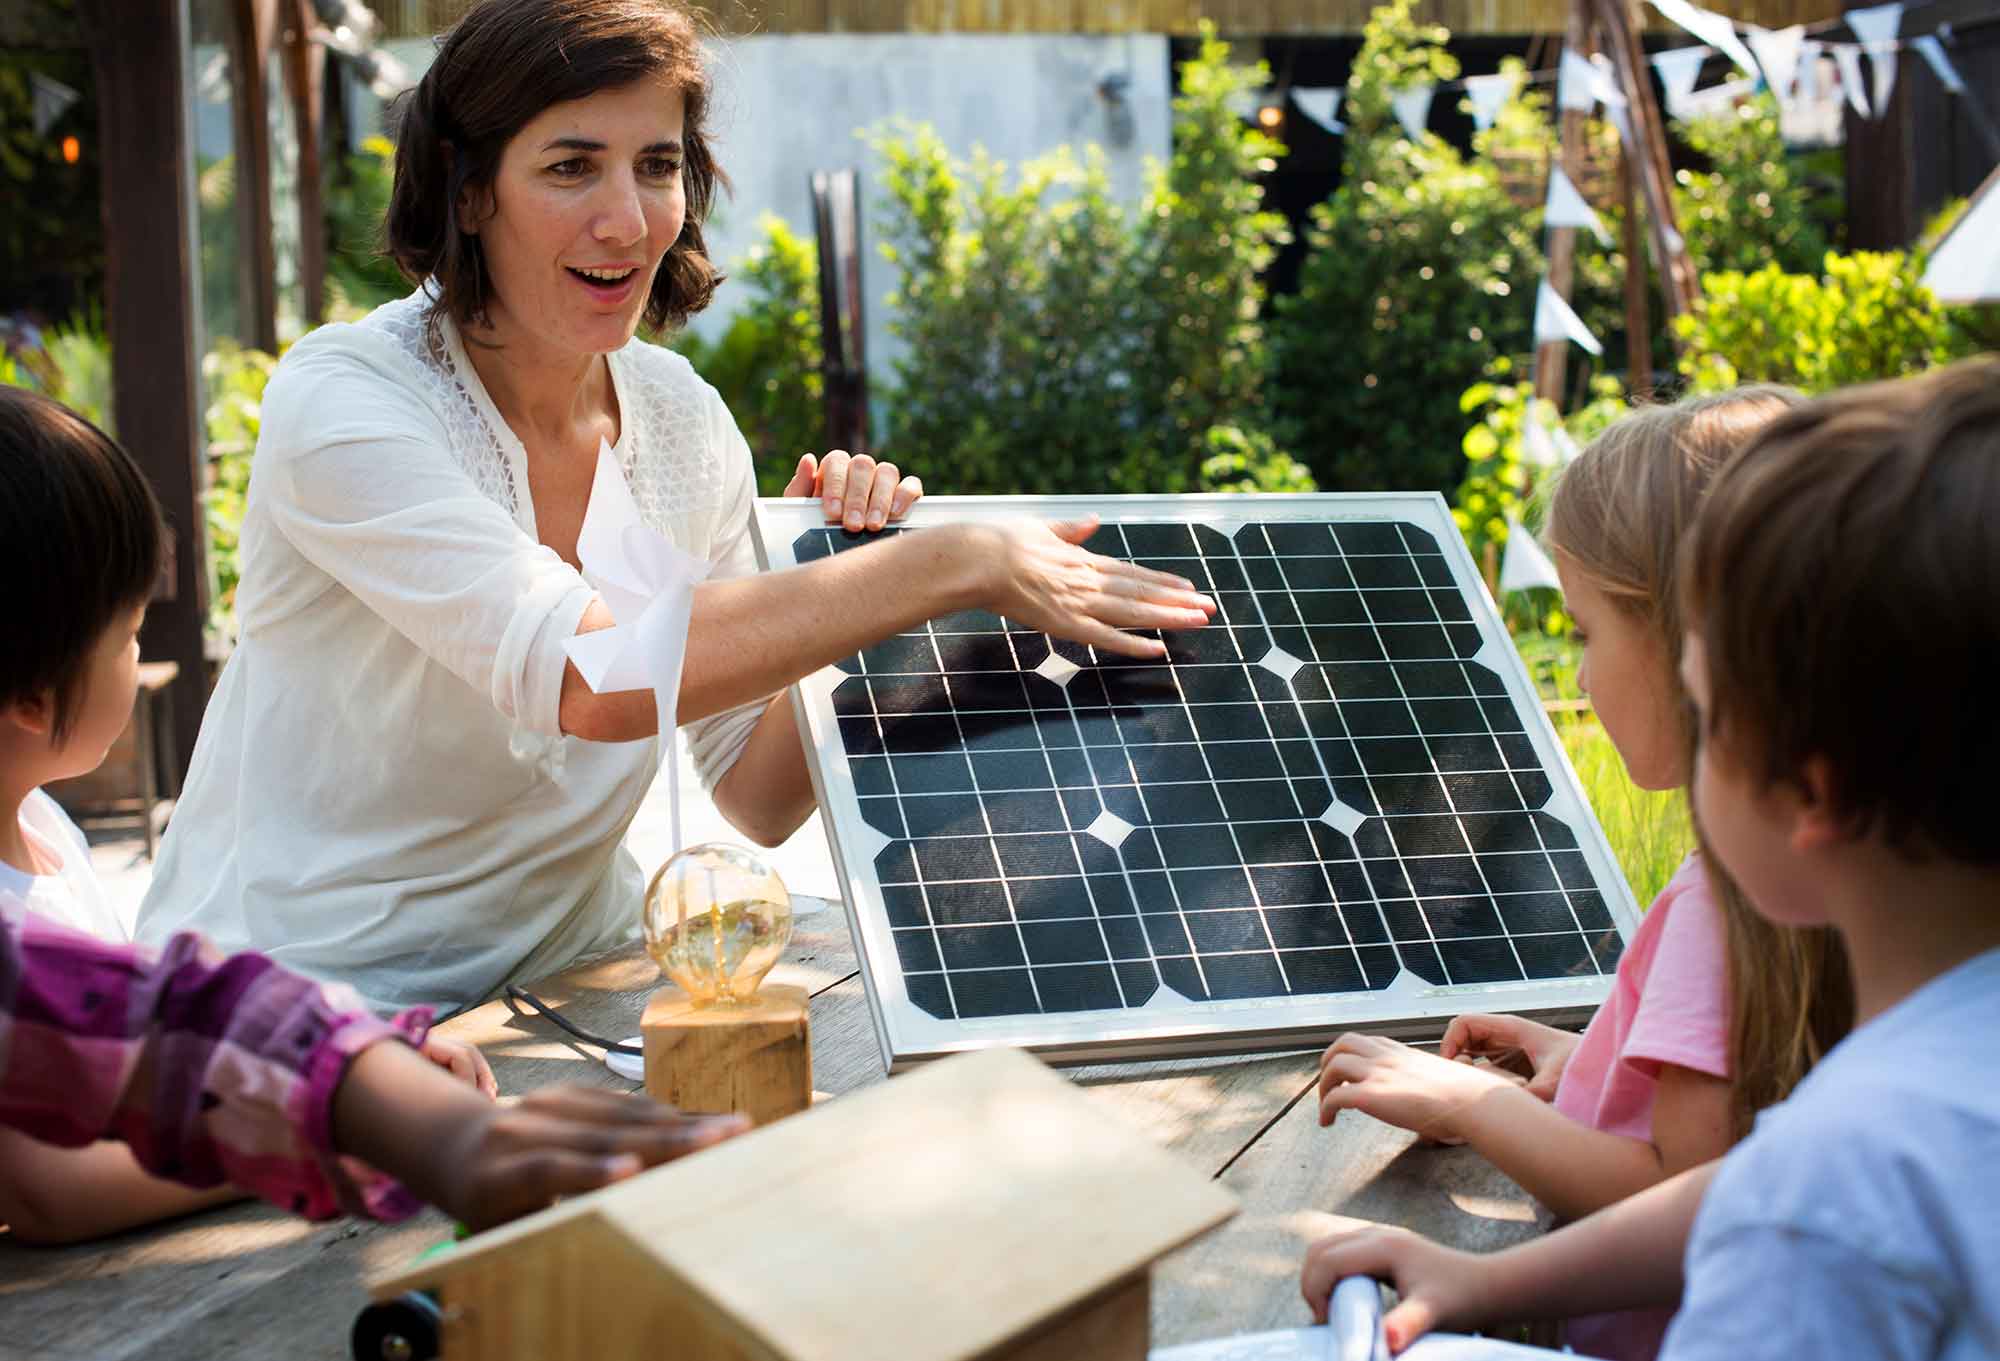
left=870, top=25, right=1291, bottom=494
left=325, top=136, right=407, bottom=317
left=673, top=214, right=825, bottom=494
left=1453, top=360, right=1627, bottom=633
left=1196, top=424, right=1317, bottom=493
left=201, top=341, right=278, bottom=643
left=1676, top=249, right=1976, bottom=394
left=1270, top=1, right=1547, bottom=495
left=1671, top=93, right=1830, bottom=279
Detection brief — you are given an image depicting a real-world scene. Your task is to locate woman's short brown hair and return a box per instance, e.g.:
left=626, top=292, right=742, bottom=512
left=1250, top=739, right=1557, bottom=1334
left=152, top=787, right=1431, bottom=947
left=383, top=0, right=725, bottom=336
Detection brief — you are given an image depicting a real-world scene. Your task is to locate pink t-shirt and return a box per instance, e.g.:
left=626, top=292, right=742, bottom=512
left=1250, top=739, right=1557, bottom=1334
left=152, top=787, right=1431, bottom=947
left=1554, top=853, right=1731, bottom=1361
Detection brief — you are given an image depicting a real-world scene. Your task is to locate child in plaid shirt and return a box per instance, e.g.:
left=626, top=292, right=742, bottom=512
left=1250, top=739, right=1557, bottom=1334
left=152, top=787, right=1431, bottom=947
left=0, top=387, right=744, bottom=1238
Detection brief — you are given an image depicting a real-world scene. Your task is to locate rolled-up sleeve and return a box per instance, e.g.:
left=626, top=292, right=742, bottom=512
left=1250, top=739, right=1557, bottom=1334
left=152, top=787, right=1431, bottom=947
left=256, top=330, right=594, bottom=738
left=0, top=910, right=431, bottom=1221
left=682, top=392, right=774, bottom=791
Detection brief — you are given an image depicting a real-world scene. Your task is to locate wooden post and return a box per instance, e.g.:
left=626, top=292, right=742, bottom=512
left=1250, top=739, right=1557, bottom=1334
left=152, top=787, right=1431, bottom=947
left=81, top=0, right=210, bottom=786
left=642, top=983, right=813, bottom=1127
left=281, top=0, right=326, bottom=326
left=1534, top=0, right=1594, bottom=408
left=1593, top=0, right=1699, bottom=328
left=1617, top=126, right=1652, bottom=391
left=227, top=0, right=281, bottom=352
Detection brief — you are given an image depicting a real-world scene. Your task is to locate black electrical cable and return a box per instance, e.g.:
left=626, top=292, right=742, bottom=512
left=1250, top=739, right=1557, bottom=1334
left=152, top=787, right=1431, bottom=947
left=505, top=985, right=643, bottom=1057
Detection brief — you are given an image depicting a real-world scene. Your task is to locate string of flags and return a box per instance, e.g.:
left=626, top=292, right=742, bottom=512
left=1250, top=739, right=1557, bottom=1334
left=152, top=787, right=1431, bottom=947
left=1259, top=0, right=1975, bottom=148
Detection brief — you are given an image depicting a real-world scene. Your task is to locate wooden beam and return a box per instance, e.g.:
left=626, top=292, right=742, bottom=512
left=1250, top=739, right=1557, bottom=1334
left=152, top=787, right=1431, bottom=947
left=1594, top=0, right=1698, bottom=324
left=282, top=0, right=327, bottom=326
left=1533, top=0, right=1592, bottom=408
left=1617, top=116, right=1651, bottom=391
left=80, top=0, right=210, bottom=787
left=227, top=0, right=281, bottom=352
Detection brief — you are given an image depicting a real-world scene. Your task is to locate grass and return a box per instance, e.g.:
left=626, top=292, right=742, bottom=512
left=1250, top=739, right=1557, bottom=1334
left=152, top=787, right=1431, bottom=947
left=1515, top=632, right=1694, bottom=910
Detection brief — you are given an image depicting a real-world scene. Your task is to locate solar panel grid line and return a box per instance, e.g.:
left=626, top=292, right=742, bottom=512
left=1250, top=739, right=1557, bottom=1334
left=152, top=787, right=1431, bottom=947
left=1245, top=519, right=1430, bottom=989
left=1196, top=521, right=1375, bottom=992
left=1333, top=520, right=1521, bottom=988
left=928, top=614, right=1105, bottom=1016
left=752, top=495, right=1637, bottom=1068
left=1040, top=549, right=1211, bottom=1004
left=1124, top=520, right=1298, bottom=1001
left=852, top=629, right=971, bottom=1025
left=1387, top=517, right=1609, bottom=978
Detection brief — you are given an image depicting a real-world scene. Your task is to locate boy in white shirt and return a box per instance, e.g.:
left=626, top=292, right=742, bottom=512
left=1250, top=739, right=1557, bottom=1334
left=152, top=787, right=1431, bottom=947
left=0, top=387, right=494, bottom=1241
left=1299, top=356, right=2000, bottom=1358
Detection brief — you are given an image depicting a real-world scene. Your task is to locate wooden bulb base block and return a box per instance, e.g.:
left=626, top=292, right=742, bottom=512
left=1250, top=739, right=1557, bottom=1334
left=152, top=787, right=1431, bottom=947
left=641, top=982, right=811, bottom=1127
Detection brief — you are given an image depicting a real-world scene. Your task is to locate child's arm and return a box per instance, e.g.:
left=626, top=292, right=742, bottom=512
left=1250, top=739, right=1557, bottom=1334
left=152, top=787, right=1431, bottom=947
left=0, top=1129, right=241, bottom=1244
left=0, top=913, right=745, bottom=1228
left=1318, top=1033, right=1732, bottom=1222
left=1300, top=1160, right=1720, bottom=1353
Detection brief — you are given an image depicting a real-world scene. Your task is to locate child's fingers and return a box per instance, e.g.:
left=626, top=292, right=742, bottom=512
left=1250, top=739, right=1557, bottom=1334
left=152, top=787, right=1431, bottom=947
left=1383, top=1297, right=1441, bottom=1355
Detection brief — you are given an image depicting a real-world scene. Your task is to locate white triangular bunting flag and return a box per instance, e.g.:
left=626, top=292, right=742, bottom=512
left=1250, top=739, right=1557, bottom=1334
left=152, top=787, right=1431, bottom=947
left=1833, top=43, right=1874, bottom=116
left=1546, top=167, right=1611, bottom=245
left=1553, top=425, right=1584, bottom=464
left=1912, top=35, right=1966, bottom=94
left=1521, top=419, right=1560, bottom=468
left=1653, top=47, right=1710, bottom=118
left=1558, top=48, right=1601, bottom=110
left=1463, top=72, right=1516, bottom=131
left=1649, top=0, right=1761, bottom=77
left=1846, top=3, right=1903, bottom=111
left=1796, top=41, right=1823, bottom=99
left=29, top=72, right=79, bottom=138
left=1747, top=24, right=1807, bottom=99
left=1535, top=279, right=1604, bottom=356
left=1392, top=84, right=1435, bottom=140
left=1500, top=515, right=1564, bottom=592
left=1920, top=182, right=2000, bottom=303
left=1293, top=86, right=1346, bottom=134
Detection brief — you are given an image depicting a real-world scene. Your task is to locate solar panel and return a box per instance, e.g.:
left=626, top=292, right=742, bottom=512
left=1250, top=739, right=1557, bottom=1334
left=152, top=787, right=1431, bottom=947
left=750, top=495, right=1638, bottom=1070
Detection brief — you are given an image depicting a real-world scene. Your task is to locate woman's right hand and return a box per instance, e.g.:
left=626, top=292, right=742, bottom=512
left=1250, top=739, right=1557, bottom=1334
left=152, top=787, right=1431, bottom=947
left=1302, top=1223, right=1496, bottom=1353
left=1440, top=1013, right=1581, bottom=1102
left=959, top=515, right=1216, bottom=659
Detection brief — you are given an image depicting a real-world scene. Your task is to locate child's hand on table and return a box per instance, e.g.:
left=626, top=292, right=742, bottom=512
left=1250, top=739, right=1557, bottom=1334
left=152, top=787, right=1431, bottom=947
left=420, top=1034, right=499, bottom=1098
left=1302, top=1221, right=1494, bottom=1353
left=333, top=1040, right=749, bottom=1232
left=1440, top=1013, right=1580, bottom=1103
left=1316, top=1032, right=1518, bottom=1142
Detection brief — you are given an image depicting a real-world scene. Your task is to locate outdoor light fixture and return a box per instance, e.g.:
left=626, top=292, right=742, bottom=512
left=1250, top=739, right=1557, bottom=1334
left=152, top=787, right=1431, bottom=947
left=60, top=136, right=80, bottom=164
left=1257, top=101, right=1285, bottom=130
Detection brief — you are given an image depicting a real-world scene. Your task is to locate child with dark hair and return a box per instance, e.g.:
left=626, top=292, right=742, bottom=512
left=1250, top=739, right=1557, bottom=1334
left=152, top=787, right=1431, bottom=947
left=1301, top=356, right=2000, bottom=1359
left=0, top=388, right=744, bottom=1240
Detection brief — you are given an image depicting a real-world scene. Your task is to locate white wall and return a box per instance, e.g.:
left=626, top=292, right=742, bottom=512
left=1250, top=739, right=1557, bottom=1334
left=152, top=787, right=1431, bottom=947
left=345, top=32, right=1173, bottom=419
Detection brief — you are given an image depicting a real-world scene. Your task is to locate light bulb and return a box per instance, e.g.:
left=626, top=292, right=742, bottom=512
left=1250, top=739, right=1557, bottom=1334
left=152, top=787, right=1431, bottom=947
left=644, top=842, right=792, bottom=1007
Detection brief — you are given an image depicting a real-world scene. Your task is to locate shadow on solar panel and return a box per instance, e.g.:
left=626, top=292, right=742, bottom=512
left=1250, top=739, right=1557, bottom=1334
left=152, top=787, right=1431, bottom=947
left=754, top=495, right=1640, bottom=1071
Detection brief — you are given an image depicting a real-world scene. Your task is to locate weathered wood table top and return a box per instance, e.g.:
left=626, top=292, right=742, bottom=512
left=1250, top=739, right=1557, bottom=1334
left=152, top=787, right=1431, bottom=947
left=0, top=909, right=1544, bottom=1360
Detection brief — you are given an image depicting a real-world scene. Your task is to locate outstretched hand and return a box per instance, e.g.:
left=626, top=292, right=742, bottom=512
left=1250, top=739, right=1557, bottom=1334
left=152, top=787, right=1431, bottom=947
left=1302, top=1223, right=1494, bottom=1354
left=435, top=1085, right=749, bottom=1231
left=784, top=451, right=922, bottom=532
left=971, top=515, right=1216, bottom=659
left=1316, top=1031, right=1515, bottom=1141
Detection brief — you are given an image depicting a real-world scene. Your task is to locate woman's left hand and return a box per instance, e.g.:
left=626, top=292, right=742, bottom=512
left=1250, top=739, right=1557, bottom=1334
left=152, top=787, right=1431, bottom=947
left=421, top=1034, right=499, bottom=1099
left=784, top=451, right=923, bottom=532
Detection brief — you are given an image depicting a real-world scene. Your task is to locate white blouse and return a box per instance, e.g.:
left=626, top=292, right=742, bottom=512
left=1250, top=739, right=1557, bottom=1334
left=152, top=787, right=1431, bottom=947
left=137, top=289, right=766, bottom=1014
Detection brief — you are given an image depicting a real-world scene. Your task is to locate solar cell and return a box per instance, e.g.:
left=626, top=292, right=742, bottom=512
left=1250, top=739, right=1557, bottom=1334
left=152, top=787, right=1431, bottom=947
left=753, top=495, right=1639, bottom=1069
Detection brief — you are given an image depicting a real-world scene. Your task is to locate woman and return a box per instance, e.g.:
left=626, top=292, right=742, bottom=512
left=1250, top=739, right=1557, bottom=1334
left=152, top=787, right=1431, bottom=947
left=137, top=0, right=1212, bottom=1014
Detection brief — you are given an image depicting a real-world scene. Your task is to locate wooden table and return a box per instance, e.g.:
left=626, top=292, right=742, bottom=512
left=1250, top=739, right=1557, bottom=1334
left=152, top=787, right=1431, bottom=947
left=0, top=910, right=1545, bottom=1360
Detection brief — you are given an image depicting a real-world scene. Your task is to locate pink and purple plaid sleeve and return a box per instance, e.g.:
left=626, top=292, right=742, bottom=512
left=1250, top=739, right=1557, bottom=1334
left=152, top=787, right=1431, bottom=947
left=0, top=910, right=433, bottom=1221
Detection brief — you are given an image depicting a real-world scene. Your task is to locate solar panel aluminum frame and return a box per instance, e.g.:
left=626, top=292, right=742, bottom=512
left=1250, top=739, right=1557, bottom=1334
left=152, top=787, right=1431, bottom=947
left=751, top=493, right=1639, bottom=1072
